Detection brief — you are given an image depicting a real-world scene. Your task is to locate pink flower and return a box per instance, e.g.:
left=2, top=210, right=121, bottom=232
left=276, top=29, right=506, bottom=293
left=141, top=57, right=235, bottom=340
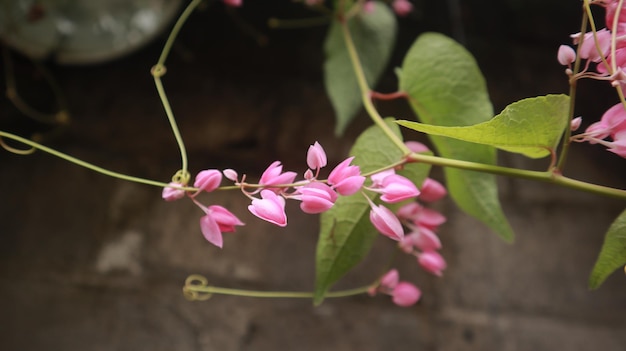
left=400, top=227, right=442, bottom=253
left=363, top=0, right=375, bottom=13
left=608, top=130, right=626, bottom=157
left=557, top=45, right=576, bottom=66
left=573, top=29, right=611, bottom=62
left=194, top=170, right=222, bottom=193
left=248, top=190, right=288, bottom=227
left=370, top=169, right=395, bottom=187
left=392, top=0, right=413, bottom=17
left=374, top=174, right=420, bottom=203
left=418, top=251, right=447, bottom=276
left=327, top=157, right=366, bottom=196
left=199, top=205, right=244, bottom=248
left=223, top=169, right=239, bottom=182
left=405, top=141, right=430, bottom=153
left=295, top=182, right=337, bottom=214
left=418, top=178, right=447, bottom=202
left=391, top=282, right=421, bottom=307
left=380, top=269, right=399, bottom=289
left=397, top=202, right=446, bottom=231
left=369, top=200, right=404, bottom=241
left=570, top=117, right=583, bottom=131
left=162, top=182, right=185, bottom=201
left=585, top=103, right=626, bottom=140
left=223, top=0, right=242, bottom=7
left=259, top=161, right=297, bottom=191
left=306, top=141, right=327, bottom=171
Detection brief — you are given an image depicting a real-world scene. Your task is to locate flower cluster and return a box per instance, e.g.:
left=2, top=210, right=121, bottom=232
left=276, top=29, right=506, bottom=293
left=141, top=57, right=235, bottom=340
left=558, top=1, right=626, bottom=157
left=162, top=141, right=434, bottom=250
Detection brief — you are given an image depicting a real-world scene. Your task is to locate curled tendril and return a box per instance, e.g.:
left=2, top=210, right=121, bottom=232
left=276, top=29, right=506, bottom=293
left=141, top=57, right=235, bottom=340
left=172, top=169, right=191, bottom=185
left=183, top=274, right=213, bottom=301
left=0, top=136, right=36, bottom=155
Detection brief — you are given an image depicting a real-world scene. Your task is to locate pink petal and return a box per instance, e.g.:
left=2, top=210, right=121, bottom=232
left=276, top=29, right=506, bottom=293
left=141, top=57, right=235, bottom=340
left=391, top=282, right=421, bottom=307
left=200, top=214, right=223, bottom=248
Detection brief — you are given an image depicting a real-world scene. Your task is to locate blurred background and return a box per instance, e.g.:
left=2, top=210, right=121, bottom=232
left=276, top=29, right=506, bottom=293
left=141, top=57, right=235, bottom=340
left=1, top=0, right=625, bottom=350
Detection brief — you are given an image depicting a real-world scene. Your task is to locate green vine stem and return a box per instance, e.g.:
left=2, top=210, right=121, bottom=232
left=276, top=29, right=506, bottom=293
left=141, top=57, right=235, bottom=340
left=183, top=274, right=371, bottom=301
left=0, top=130, right=196, bottom=191
left=339, top=17, right=410, bottom=155
left=151, top=0, right=205, bottom=179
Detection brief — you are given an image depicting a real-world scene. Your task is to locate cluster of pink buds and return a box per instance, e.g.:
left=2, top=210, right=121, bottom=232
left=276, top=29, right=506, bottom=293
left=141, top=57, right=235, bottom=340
left=368, top=269, right=421, bottom=307
left=558, top=1, right=626, bottom=158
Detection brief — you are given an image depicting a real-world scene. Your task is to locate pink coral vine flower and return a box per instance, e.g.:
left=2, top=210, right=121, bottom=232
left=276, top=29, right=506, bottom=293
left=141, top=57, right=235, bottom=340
left=392, top=0, right=413, bottom=17
left=194, top=169, right=222, bottom=193
left=418, top=250, right=447, bottom=276
left=391, top=282, right=421, bottom=307
left=327, top=157, right=366, bottom=196
left=306, top=141, right=327, bottom=172
left=248, top=189, right=288, bottom=227
left=223, top=0, right=242, bottom=7
left=199, top=205, right=244, bottom=248
left=367, top=198, right=404, bottom=241
left=162, top=182, right=186, bottom=201
left=418, top=178, right=447, bottom=202
left=259, top=161, right=297, bottom=191
left=295, top=182, right=337, bottom=214
left=557, top=45, right=576, bottom=66
left=375, top=174, right=420, bottom=203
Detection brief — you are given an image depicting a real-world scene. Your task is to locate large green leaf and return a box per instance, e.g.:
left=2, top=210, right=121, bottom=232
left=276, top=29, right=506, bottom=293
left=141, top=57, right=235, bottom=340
left=589, top=209, right=626, bottom=289
left=314, top=119, right=430, bottom=305
left=323, top=2, right=396, bottom=135
left=398, top=32, right=514, bottom=241
left=398, top=95, right=570, bottom=159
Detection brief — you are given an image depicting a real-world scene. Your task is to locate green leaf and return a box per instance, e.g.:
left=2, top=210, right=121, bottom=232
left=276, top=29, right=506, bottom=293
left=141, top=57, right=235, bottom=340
left=323, top=2, right=396, bottom=135
left=397, top=95, right=570, bottom=159
left=314, top=118, right=430, bottom=305
left=398, top=32, right=514, bottom=241
left=589, top=209, right=626, bottom=289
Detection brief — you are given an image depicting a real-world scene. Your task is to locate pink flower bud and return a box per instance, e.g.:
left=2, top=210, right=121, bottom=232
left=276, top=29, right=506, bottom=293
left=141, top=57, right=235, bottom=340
left=411, top=227, right=442, bottom=251
left=419, top=178, right=447, bottom=202
left=328, top=157, right=366, bottom=195
left=570, top=117, right=583, bottom=131
left=380, top=269, right=399, bottom=289
left=363, top=0, right=375, bottom=13
left=557, top=45, right=576, bottom=66
left=304, top=169, right=315, bottom=180
left=260, top=161, right=297, bottom=190
left=248, top=190, right=288, bottom=227
left=296, top=182, right=337, bottom=214
left=377, top=174, right=420, bottom=203
left=392, top=0, right=413, bottom=17
left=369, top=202, right=404, bottom=241
left=194, top=170, right=222, bottom=193
left=223, top=169, right=239, bottom=182
left=306, top=141, right=327, bottom=170
left=162, top=182, right=185, bottom=201
left=391, top=282, right=421, bottom=307
left=418, top=251, right=446, bottom=276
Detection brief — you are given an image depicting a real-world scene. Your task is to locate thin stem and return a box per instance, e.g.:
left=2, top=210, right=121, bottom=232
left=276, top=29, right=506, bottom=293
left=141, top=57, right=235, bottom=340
left=556, top=6, right=588, bottom=171
left=183, top=274, right=371, bottom=300
left=339, top=18, right=410, bottom=155
left=408, top=152, right=626, bottom=200
left=0, top=130, right=197, bottom=191
left=151, top=0, right=204, bottom=177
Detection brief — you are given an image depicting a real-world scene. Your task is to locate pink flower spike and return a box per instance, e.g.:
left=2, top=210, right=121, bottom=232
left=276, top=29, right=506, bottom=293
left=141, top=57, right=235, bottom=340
left=419, top=178, right=447, bottom=202
left=418, top=251, right=447, bottom=276
left=296, top=182, right=337, bottom=214
left=223, top=169, right=238, bottom=182
left=307, top=141, right=327, bottom=170
left=378, top=174, right=420, bottom=203
left=328, top=157, right=366, bottom=196
left=369, top=201, right=404, bottom=241
left=162, top=182, right=185, bottom=202
left=194, top=170, right=222, bottom=193
left=391, top=282, right=421, bottom=307
left=248, top=190, right=288, bottom=227
left=223, top=0, right=242, bottom=7
left=380, top=269, right=399, bottom=289
left=259, top=161, right=297, bottom=190
left=392, top=0, right=413, bottom=17
left=557, top=45, right=576, bottom=66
